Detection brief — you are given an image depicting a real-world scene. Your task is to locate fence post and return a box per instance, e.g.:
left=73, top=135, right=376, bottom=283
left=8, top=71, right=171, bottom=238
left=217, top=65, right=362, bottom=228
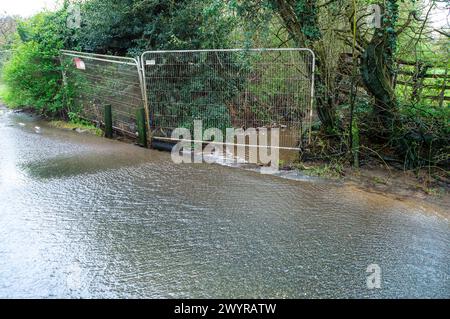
left=136, top=107, right=148, bottom=148
left=104, top=104, right=113, bottom=138
left=411, top=62, right=429, bottom=103
left=139, top=53, right=152, bottom=148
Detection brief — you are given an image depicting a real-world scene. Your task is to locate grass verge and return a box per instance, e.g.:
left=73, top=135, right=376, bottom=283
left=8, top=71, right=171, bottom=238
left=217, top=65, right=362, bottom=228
left=49, top=120, right=103, bottom=136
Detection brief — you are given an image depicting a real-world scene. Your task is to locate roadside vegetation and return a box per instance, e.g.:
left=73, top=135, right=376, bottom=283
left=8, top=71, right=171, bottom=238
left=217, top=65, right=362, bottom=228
left=0, top=0, right=448, bottom=189
left=48, top=120, right=103, bottom=136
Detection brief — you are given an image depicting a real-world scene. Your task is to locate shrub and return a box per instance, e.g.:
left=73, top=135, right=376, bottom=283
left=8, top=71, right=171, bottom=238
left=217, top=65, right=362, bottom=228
left=393, top=103, right=450, bottom=169
left=2, top=10, right=75, bottom=116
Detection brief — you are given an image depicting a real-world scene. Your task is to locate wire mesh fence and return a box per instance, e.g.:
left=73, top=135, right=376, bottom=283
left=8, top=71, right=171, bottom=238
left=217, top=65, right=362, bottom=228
left=60, top=50, right=145, bottom=136
left=141, top=48, right=315, bottom=150
left=59, top=48, right=316, bottom=154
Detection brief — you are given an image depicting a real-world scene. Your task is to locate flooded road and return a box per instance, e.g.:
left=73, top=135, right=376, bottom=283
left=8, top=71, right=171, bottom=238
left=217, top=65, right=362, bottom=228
left=0, top=108, right=448, bottom=298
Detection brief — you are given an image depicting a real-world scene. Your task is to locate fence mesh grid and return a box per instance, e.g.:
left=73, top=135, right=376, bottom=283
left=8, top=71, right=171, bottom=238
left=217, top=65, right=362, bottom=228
left=60, top=51, right=144, bottom=136
left=142, top=49, right=315, bottom=149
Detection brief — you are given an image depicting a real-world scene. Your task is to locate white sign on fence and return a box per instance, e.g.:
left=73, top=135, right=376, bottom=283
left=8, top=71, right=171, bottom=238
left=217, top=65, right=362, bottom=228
left=73, top=58, right=86, bottom=70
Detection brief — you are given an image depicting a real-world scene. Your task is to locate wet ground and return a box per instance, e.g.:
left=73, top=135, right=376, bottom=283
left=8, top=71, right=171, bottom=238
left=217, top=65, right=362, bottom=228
left=0, top=107, right=448, bottom=298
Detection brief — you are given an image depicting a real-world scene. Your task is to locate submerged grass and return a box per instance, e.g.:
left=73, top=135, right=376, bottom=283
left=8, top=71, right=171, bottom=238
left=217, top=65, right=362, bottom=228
left=287, top=161, right=345, bottom=179
left=49, top=120, right=103, bottom=137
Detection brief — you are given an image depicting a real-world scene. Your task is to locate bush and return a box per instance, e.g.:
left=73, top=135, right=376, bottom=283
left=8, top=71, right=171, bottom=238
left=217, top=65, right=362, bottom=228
left=393, top=103, right=450, bottom=169
left=2, top=10, right=74, bottom=116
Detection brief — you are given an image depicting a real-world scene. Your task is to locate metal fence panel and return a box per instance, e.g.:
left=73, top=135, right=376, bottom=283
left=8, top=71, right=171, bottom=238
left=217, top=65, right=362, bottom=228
left=60, top=50, right=145, bottom=136
left=141, top=48, right=315, bottom=150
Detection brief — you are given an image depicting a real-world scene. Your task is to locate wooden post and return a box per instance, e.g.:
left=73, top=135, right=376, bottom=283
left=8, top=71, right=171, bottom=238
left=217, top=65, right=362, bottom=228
left=104, top=104, right=113, bottom=138
left=411, top=62, right=422, bottom=102
left=136, top=107, right=148, bottom=148
left=411, top=62, right=429, bottom=103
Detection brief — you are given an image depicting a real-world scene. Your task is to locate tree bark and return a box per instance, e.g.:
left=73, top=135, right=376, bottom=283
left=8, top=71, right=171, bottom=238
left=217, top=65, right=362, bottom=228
left=360, top=1, right=399, bottom=135
left=272, top=0, right=337, bottom=132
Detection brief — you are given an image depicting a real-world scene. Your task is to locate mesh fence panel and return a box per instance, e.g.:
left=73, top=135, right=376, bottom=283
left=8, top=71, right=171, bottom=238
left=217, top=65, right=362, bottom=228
left=141, top=49, right=315, bottom=150
left=60, top=48, right=316, bottom=150
left=60, top=50, right=144, bottom=136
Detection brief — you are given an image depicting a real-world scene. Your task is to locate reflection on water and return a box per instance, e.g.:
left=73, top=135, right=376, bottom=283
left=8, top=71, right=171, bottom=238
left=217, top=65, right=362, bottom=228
left=0, top=108, right=448, bottom=298
left=23, top=153, right=149, bottom=179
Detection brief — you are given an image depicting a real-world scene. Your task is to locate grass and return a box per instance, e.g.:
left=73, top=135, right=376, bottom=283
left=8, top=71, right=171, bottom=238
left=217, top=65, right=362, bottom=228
left=291, top=161, right=345, bottom=179
left=49, top=120, right=103, bottom=136
left=1, top=80, right=102, bottom=137
left=372, top=176, right=388, bottom=185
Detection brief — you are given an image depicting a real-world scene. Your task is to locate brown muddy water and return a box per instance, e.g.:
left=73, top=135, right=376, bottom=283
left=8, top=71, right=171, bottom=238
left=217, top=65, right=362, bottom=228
left=0, top=108, right=448, bottom=298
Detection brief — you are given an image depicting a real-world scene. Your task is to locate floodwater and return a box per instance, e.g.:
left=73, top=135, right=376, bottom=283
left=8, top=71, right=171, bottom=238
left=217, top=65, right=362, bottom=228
left=0, top=107, right=448, bottom=298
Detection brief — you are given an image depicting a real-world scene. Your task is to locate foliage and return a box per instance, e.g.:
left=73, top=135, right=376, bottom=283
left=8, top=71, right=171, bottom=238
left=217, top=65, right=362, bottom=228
left=77, top=0, right=238, bottom=55
left=49, top=119, right=103, bottom=136
left=0, top=0, right=448, bottom=172
left=147, top=52, right=250, bottom=134
left=393, top=102, right=450, bottom=169
left=1, top=10, right=75, bottom=115
left=292, top=161, right=345, bottom=179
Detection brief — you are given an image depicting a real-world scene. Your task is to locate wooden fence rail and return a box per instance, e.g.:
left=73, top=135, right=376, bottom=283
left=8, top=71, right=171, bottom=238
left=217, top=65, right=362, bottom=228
left=336, top=54, right=449, bottom=107
left=394, top=60, right=448, bottom=107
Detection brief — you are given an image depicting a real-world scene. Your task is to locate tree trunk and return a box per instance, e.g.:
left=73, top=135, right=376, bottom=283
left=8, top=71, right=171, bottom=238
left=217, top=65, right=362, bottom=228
left=315, top=57, right=337, bottom=132
left=272, top=0, right=337, bottom=132
left=360, top=1, right=399, bottom=136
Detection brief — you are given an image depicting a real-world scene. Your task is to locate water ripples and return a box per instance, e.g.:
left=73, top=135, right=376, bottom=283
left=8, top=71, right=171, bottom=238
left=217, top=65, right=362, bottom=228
left=0, top=110, right=448, bottom=298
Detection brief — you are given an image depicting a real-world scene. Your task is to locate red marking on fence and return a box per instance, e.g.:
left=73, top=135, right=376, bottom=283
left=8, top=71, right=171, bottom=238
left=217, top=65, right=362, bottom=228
left=73, top=57, right=86, bottom=70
